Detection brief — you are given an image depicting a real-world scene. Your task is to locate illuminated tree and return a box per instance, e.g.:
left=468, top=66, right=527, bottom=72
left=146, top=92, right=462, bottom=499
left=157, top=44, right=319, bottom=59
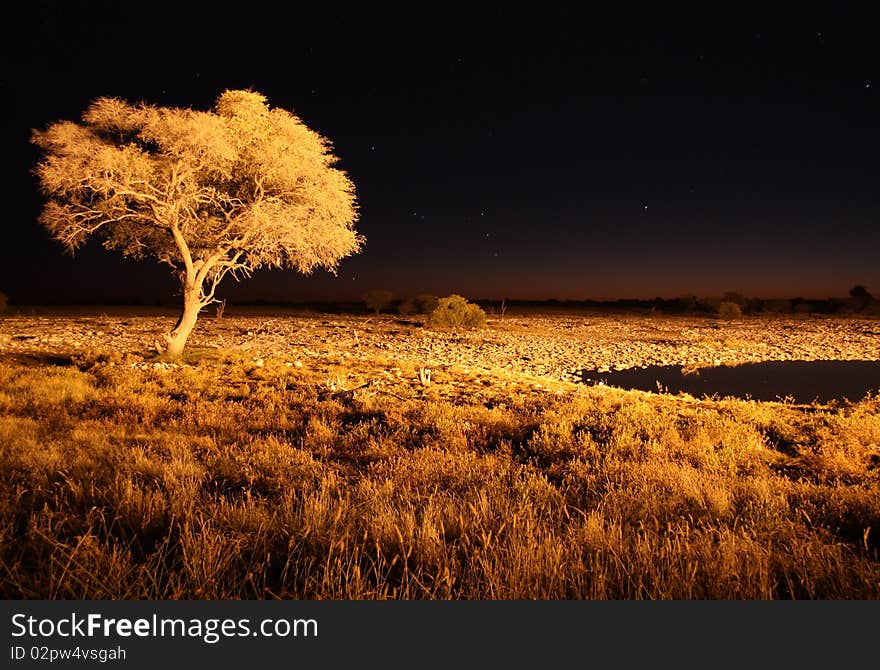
left=32, top=90, right=362, bottom=356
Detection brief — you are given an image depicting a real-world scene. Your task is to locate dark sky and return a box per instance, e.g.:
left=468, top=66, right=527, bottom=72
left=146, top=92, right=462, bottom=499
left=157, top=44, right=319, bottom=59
left=3, top=3, right=878, bottom=304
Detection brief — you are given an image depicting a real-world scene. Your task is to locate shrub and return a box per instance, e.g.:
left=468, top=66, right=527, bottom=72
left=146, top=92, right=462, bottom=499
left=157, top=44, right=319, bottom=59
left=717, top=301, right=742, bottom=320
left=763, top=299, right=792, bottom=314
left=398, top=294, right=439, bottom=317
left=849, top=285, right=874, bottom=312
left=696, top=297, right=721, bottom=314
left=676, top=295, right=699, bottom=312
left=428, top=295, right=487, bottom=330
left=721, top=291, right=747, bottom=307
left=363, top=290, right=393, bottom=315
left=743, top=297, right=763, bottom=314
left=414, top=294, right=439, bottom=314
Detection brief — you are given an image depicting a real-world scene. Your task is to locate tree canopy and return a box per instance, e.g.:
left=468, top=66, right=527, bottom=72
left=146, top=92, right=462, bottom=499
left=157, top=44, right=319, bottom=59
left=32, top=89, right=363, bottom=354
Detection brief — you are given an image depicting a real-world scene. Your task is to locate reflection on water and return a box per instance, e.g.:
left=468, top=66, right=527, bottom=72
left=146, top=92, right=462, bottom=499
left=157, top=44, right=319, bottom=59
left=580, top=360, right=880, bottom=404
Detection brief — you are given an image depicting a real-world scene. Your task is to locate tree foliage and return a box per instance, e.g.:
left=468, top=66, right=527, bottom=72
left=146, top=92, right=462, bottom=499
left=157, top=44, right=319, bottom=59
left=363, top=290, right=393, bottom=315
left=32, top=89, right=362, bottom=353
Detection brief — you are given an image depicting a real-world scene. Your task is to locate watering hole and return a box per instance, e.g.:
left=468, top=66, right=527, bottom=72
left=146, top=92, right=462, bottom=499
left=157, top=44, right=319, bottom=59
left=580, top=360, right=880, bottom=404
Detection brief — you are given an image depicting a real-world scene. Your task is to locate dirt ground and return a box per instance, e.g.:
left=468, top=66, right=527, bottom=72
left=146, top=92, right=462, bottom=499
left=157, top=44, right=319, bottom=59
left=2, top=308, right=878, bottom=388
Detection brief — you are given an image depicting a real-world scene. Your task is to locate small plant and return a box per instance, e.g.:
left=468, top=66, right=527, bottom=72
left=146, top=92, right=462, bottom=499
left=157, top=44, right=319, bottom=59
left=215, top=299, right=226, bottom=319
left=364, top=290, right=393, bottom=315
left=718, top=301, right=742, bottom=320
left=428, top=294, right=487, bottom=330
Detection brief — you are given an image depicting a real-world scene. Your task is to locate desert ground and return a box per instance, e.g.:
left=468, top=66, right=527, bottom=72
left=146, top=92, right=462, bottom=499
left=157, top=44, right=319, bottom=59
left=3, top=307, right=880, bottom=382
left=1, top=308, right=879, bottom=598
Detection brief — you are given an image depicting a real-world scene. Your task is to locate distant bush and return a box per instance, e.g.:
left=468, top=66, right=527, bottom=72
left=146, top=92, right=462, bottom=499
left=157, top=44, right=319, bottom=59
left=397, top=294, right=439, bottom=317
left=823, top=298, right=847, bottom=314
left=721, top=291, right=747, bottom=307
left=717, top=301, right=742, bottom=320
left=676, top=295, right=699, bottom=312
left=722, top=292, right=764, bottom=314
left=0, top=291, right=7, bottom=314
left=848, top=285, right=874, bottom=312
left=743, top=297, right=764, bottom=314
left=414, top=294, right=439, bottom=314
left=428, top=295, right=486, bottom=330
left=697, top=297, right=721, bottom=314
left=397, top=299, right=416, bottom=316
left=363, top=290, right=393, bottom=315
left=762, top=299, right=793, bottom=314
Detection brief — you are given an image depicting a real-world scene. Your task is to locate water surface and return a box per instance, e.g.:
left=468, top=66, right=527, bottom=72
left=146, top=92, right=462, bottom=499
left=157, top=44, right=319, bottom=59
left=580, top=360, right=880, bottom=404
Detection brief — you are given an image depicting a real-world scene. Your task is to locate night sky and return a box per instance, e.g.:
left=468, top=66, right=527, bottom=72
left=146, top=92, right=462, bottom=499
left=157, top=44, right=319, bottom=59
left=3, top=3, right=879, bottom=305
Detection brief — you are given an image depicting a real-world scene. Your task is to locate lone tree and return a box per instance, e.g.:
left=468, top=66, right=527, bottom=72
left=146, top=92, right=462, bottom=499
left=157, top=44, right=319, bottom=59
left=32, top=90, right=362, bottom=356
left=849, top=285, right=873, bottom=312
left=363, top=289, right=393, bottom=315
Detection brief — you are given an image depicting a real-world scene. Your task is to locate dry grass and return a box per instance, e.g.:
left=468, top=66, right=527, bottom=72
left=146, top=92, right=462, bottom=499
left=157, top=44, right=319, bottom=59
left=1, top=331, right=879, bottom=599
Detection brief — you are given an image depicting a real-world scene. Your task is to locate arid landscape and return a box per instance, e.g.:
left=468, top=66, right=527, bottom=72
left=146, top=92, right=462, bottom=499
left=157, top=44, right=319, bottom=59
left=6, top=8, right=880, bottom=668
left=2, top=308, right=878, bottom=598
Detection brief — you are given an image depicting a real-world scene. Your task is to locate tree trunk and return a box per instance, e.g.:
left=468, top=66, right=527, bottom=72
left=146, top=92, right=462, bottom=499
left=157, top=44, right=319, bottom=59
left=165, top=284, right=202, bottom=358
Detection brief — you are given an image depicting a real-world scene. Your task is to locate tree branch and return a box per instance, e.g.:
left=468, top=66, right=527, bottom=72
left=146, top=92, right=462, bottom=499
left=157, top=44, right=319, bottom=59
left=198, top=251, right=246, bottom=307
